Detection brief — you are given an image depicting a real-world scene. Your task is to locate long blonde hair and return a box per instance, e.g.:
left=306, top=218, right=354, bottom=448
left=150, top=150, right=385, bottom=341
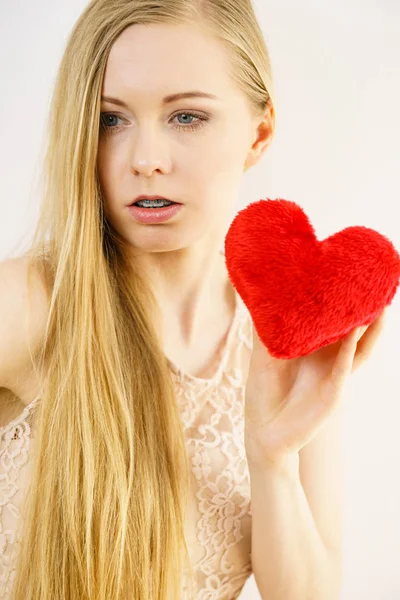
left=7, top=1, right=275, bottom=598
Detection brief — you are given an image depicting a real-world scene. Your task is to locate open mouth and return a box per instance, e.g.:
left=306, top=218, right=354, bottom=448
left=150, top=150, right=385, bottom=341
left=133, top=199, right=178, bottom=209
left=127, top=201, right=184, bottom=224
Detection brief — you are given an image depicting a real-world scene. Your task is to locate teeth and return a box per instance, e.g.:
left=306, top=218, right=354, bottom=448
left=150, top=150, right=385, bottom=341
left=136, top=199, right=172, bottom=207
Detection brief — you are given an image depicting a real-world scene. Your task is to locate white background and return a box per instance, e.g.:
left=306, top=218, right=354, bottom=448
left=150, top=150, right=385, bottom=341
left=0, top=1, right=399, bottom=598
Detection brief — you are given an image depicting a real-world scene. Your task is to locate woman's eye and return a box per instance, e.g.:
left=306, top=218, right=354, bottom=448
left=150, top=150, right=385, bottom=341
left=173, top=113, right=208, bottom=131
left=100, top=114, right=123, bottom=130
left=99, top=111, right=209, bottom=134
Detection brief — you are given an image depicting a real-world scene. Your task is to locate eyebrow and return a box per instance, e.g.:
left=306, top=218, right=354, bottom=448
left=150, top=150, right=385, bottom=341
left=100, top=91, right=220, bottom=107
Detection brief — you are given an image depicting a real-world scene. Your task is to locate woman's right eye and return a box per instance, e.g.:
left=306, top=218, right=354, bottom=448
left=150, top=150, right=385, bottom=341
left=99, top=113, right=124, bottom=133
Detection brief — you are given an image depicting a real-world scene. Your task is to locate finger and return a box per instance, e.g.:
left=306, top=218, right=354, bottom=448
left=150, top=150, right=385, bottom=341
left=353, top=308, right=388, bottom=371
left=356, top=324, right=369, bottom=341
left=329, top=326, right=361, bottom=391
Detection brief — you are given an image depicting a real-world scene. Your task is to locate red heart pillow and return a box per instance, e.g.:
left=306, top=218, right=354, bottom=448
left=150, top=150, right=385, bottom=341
left=224, top=198, right=400, bottom=359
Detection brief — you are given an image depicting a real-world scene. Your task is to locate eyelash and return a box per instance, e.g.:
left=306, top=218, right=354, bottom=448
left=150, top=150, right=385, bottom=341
left=99, top=111, right=210, bottom=134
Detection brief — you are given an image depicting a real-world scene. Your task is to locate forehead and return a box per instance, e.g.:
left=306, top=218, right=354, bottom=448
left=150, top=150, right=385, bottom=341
left=102, top=23, right=236, bottom=101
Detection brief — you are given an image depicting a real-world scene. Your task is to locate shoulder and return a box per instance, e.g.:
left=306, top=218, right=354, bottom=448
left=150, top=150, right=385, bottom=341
left=0, top=254, right=50, bottom=406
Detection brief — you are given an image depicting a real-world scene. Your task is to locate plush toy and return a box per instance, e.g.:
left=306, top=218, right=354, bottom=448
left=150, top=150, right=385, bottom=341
left=224, top=198, right=400, bottom=359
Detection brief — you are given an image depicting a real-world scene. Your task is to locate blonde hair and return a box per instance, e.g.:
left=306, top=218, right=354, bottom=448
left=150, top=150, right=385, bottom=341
left=6, top=1, right=275, bottom=598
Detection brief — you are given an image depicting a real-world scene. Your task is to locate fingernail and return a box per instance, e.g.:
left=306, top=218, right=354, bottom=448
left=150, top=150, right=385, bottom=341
left=357, top=325, right=368, bottom=340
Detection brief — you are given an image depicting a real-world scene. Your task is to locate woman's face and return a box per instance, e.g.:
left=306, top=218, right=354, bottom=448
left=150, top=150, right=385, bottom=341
left=97, top=22, right=272, bottom=254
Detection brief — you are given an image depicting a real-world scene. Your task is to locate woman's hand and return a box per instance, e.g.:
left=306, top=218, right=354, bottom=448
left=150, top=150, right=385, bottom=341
left=244, top=309, right=387, bottom=467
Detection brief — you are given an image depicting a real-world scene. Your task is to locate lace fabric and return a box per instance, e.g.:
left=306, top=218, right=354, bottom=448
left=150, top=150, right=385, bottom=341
left=172, top=291, right=254, bottom=599
left=0, top=291, right=254, bottom=600
left=0, top=397, right=40, bottom=598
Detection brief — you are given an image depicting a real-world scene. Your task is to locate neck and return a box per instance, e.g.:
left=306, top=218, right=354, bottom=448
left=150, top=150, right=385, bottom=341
left=128, top=242, right=236, bottom=347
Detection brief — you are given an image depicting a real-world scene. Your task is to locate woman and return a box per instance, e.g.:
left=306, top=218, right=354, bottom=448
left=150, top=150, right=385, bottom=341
left=0, top=1, right=385, bottom=599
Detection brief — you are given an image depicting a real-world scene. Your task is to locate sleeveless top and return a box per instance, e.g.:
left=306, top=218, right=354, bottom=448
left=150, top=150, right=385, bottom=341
left=0, top=289, right=254, bottom=600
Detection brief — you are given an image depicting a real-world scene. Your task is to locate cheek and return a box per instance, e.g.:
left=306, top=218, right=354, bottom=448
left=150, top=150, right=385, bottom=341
left=208, top=119, right=249, bottom=166
left=96, top=144, right=111, bottom=190
left=97, top=144, right=126, bottom=201
left=189, top=130, right=248, bottom=194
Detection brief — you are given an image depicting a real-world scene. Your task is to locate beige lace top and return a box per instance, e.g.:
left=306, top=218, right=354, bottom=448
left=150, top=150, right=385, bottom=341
left=0, top=290, right=254, bottom=600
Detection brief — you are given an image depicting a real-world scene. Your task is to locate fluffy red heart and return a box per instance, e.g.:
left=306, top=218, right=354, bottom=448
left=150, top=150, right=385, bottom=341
left=224, top=198, right=400, bottom=359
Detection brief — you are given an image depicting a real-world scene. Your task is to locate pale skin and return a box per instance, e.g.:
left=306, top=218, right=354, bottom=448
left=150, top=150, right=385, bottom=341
left=97, top=21, right=386, bottom=600
left=245, top=310, right=387, bottom=467
left=97, top=22, right=273, bottom=371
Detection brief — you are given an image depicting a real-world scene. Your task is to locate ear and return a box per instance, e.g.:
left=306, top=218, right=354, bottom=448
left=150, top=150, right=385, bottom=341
left=244, top=102, right=275, bottom=171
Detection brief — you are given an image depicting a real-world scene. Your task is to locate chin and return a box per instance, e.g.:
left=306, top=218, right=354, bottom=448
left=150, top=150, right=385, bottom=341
left=125, top=231, right=195, bottom=255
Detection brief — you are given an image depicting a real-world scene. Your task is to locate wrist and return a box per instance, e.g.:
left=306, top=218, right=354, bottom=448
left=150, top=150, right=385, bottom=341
left=245, top=441, right=300, bottom=479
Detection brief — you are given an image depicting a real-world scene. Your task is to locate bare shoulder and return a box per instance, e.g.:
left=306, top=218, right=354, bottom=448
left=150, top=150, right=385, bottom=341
left=0, top=254, right=50, bottom=408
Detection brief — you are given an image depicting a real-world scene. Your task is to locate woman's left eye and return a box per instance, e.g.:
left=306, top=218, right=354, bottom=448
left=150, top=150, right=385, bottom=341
left=99, top=112, right=209, bottom=134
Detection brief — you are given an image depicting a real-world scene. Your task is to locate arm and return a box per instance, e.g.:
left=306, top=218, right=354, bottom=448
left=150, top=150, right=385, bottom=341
left=244, top=313, right=385, bottom=599
left=247, top=405, right=343, bottom=600
left=248, top=458, right=341, bottom=600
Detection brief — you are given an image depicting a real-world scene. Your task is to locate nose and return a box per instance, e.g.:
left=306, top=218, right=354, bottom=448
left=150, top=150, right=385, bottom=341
left=130, top=128, right=172, bottom=176
left=132, top=158, right=164, bottom=176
